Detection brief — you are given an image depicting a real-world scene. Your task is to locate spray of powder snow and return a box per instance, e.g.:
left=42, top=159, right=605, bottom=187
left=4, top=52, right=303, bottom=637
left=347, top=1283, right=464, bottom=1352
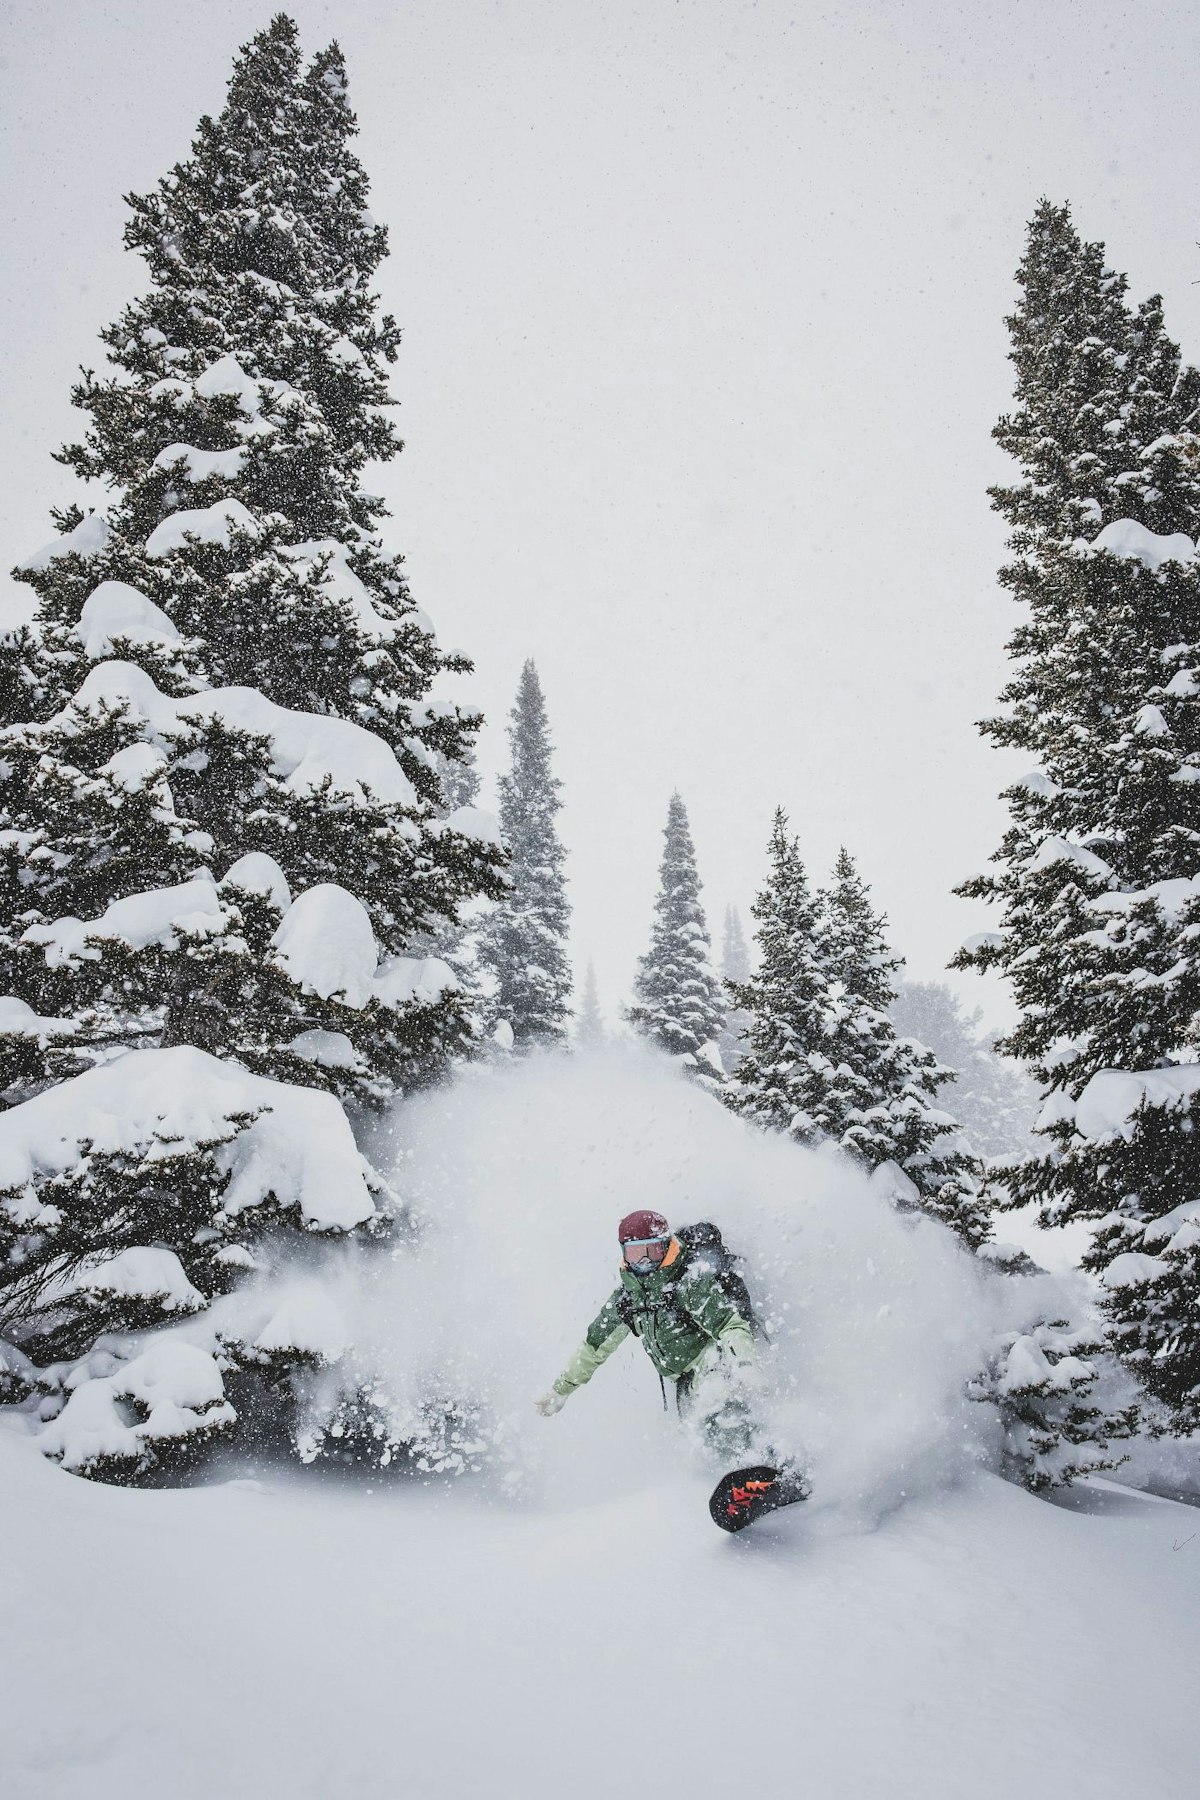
left=307, top=1042, right=1010, bottom=1523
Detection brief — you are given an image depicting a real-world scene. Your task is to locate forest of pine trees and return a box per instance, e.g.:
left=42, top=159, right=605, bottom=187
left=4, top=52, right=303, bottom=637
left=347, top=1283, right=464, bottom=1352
left=724, top=818, right=988, bottom=1248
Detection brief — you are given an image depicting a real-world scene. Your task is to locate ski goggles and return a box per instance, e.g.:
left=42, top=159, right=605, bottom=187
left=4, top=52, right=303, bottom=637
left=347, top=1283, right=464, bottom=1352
left=622, top=1236, right=670, bottom=1267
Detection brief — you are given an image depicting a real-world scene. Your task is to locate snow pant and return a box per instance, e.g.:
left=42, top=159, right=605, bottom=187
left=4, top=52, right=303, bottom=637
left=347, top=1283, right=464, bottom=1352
left=673, top=1346, right=776, bottom=1469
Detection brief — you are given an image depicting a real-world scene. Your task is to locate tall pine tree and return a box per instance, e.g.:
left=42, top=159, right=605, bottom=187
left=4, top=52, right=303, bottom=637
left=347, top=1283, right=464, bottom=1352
left=717, top=904, right=752, bottom=1074
left=955, top=201, right=1200, bottom=1427
left=0, top=18, right=503, bottom=1480
left=819, top=851, right=986, bottom=1247
left=575, top=960, right=605, bottom=1048
left=478, top=660, right=571, bottom=1047
left=726, top=823, right=984, bottom=1243
left=891, top=980, right=1037, bottom=1159
left=628, top=793, right=725, bottom=1086
left=724, top=811, right=833, bottom=1136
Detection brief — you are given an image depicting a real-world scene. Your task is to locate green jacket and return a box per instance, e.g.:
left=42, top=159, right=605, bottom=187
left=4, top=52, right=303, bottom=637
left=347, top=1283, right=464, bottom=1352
left=552, top=1240, right=754, bottom=1396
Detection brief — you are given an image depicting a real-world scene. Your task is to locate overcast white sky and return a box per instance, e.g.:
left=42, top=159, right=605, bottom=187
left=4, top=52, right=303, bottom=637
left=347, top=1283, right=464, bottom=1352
left=4, top=0, right=1199, bottom=1028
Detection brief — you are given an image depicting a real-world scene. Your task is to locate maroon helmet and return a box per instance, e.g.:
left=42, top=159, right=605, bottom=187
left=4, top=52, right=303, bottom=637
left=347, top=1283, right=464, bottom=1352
left=618, top=1209, right=669, bottom=1244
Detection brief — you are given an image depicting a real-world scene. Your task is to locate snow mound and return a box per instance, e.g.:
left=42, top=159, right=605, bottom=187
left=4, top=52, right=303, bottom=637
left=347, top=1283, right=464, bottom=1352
left=75, top=580, right=182, bottom=659
left=53, top=660, right=418, bottom=807
left=39, top=1340, right=234, bottom=1473
left=152, top=443, right=248, bottom=483
left=270, top=885, right=456, bottom=1012
left=99, top=741, right=173, bottom=794
left=1101, top=1252, right=1170, bottom=1288
left=286, top=1029, right=363, bottom=1070
left=144, top=498, right=259, bottom=558
left=17, top=511, right=110, bottom=572
left=23, top=874, right=224, bottom=966
left=272, top=883, right=378, bottom=1007
left=0, top=997, right=77, bottom=1040
left=220, top=851, right=292, bottom=911
left=193, top=352, right=260, bottom=409
left=1028, top=836, right=1113, bottom=880
left=0, top=1045, right=376, bottom=1232
left=1091, top=518, right=1197, bottom=570
left=440, top=805, right=504, bottom=847
left=1071, top=1064, right=1200, bottom=1143
left=281, top=539, right=398, bottom=640
left=1088, top=875, right=1200, bottom=923
left=373, top=954, right=457, bottom=1008
left=43, top=1247, right=205, bottom=1313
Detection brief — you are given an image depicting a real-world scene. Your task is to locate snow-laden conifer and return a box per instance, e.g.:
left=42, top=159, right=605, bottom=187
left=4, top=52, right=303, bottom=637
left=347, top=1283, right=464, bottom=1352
left=478, top=660, right=572, bottom=1047
left=575, top=961, right=605, bottom=1048
left=726, top=828, right=986, bottom=1243
left=968, top=1315, right=1136, bottom=1491
left=628, top=793, right=724, bottom=1085
left=955, top=201, right=1200, bottom=1428
left=723, top=811, right=832, bottom=1135
left=891, top=980, right=1037, bottom=1159
left=817, top=851, right=988, bottom=1247
left=717, top=905, right=752, bottom=1074
left=0, top=17, right=502, bottom=1479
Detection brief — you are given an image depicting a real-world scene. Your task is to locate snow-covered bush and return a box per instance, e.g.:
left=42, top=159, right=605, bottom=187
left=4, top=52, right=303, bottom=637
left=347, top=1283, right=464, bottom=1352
left=0, top=1045, right=386, bottom=1478
left=969, top=1313, right=1135, bottom=1491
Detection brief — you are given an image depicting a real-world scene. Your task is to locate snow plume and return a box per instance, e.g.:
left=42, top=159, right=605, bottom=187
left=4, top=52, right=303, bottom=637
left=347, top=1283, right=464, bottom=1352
left=334, top=1043, right=1013, bottom=1522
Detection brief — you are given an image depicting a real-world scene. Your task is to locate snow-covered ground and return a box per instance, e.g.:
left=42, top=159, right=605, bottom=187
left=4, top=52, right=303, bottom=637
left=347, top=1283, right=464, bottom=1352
left=3, top=1047, right=1198, bottom=1798
left=2, top=1425, right=1197, bottom=1800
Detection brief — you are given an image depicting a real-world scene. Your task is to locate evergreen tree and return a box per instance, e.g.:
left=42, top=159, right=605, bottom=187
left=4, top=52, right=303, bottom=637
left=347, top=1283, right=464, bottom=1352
left=723, top=811, right=834, bottom=1137
left=628, top=793, right=725, bottom=1085
left=0, top=18, right=502, bottom=1479
left=478, top=660, right=571, bottom=1047
left=717, top=905, right=752, bottom=1074
left=575, top=961, right=605, bottom=1048
left=818, top=851, right=987, bottom=1247
left=727, top=826, right=985, bottom=1244
left=955, top=201, right=1200, bottom=1428
left=419, top=738, right=491, bottom=1022
left=968, top=1316, right=1135, bottom=1491
left=891, top=980, right=1038, bottom=1159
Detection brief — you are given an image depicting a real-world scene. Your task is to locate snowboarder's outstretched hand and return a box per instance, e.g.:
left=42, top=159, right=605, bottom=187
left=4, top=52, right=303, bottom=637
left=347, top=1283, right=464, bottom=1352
left=535, top=1390, right=569, bottom=1417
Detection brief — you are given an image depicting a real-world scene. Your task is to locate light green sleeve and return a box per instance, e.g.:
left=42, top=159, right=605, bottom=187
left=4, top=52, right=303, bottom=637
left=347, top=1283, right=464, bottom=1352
left=552, top=1290, right=632, bottom=1396
left=552, top=1324, right=630, bottom=1395
left=715, top=1318, right=756, bottom=1362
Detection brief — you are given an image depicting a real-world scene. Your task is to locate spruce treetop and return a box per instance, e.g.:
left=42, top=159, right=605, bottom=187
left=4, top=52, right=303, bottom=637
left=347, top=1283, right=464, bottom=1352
left=628, top=791, right=725, bottom=1081
left=0, top=15, right=504, bottom=1103
left=820, top=847, right=899, bottom=1014
left=575, top=961, right=605, bottom=1047
left=479, top=659, right=572, bottom=1047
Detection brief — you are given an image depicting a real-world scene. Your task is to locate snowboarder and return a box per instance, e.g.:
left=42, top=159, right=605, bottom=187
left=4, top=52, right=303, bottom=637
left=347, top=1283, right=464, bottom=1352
left=536, top=1209, right=808, bottom=1527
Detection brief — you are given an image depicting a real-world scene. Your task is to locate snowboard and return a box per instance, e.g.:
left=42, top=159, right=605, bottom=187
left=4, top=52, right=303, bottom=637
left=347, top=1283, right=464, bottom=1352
left=708, top=1464, right=809, bottom=1533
